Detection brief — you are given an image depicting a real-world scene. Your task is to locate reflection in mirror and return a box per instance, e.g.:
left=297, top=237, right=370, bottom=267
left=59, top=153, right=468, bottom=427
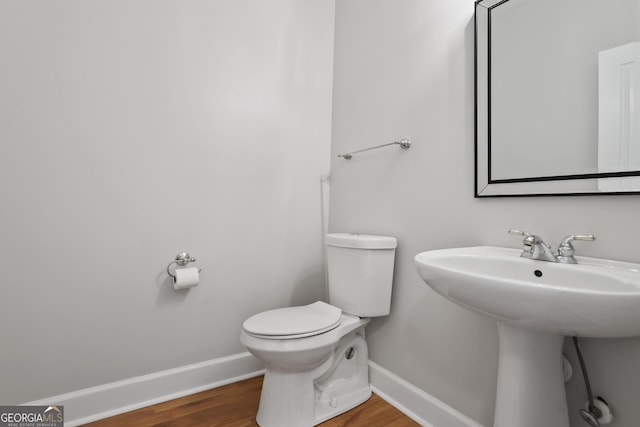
left=475, top=0, right=640, bottom=196
left=599, top=42, right=640, bottom=191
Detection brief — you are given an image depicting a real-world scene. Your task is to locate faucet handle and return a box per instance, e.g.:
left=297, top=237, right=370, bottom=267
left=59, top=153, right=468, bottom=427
left=508, top=229, right=527, bottom=236
left=508, top=229, right=533, bottom=238
left=560, top=234, right=596, bottom=244
left=508, top=229, right=557, bottom=261
left=508, top=229, right=542, bottom=244
left=557, top=234, right=596, bottom=263
left=509, top=229, right=541, bottom=258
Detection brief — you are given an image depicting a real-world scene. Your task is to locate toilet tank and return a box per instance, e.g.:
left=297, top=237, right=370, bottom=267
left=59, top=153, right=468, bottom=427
left=325, top=233, right=397, bottom=317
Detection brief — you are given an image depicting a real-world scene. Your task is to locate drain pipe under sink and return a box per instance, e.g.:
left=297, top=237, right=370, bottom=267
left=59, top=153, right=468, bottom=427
left=572, top=337, right=613, bottom=426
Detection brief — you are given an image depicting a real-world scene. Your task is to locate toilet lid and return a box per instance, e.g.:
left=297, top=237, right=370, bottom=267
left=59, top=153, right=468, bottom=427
left=243, top=301, right=342, bottom=339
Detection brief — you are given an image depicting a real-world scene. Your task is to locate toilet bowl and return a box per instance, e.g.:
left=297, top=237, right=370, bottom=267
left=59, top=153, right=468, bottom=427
left=240, top=234, right=397, bottom=427
left=240, top=303, right=371, bottom=427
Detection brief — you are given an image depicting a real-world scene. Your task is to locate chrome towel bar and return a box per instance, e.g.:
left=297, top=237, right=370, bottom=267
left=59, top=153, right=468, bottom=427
left=337, top=138, right=411, bottom=160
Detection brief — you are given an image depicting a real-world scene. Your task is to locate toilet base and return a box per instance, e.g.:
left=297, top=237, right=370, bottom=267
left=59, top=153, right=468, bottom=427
left=314, top=384, right=371, bottom=425
left=255, top=325, right=370, bottom=427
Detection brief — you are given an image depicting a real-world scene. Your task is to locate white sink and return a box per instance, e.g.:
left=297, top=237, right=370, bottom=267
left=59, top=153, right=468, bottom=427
left=414, top=246, right=640, bottom=427
left=415, top=246, right=640, bottom=337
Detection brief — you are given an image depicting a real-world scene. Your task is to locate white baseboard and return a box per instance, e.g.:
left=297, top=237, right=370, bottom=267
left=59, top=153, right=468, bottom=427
left=369, top=361, right=484, bottom=427
left=22, top=353, right=479, bottom=427
left=24, top=352, right=264, bottom=426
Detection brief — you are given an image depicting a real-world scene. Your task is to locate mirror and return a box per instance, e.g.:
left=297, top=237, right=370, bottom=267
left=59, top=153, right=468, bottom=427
left=475, top=0, right=640, bottom=196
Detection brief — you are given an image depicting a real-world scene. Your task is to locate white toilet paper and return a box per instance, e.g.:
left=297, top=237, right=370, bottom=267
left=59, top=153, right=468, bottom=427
left=173, top=267, right=199, bottom=290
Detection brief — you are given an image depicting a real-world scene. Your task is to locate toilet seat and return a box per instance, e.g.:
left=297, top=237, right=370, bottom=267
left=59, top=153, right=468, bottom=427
left=243, top=301, right=342, bottom=339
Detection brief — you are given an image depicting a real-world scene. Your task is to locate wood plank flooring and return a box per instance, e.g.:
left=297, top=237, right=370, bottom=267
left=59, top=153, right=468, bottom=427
left=83, top=375, right=419, bottom=426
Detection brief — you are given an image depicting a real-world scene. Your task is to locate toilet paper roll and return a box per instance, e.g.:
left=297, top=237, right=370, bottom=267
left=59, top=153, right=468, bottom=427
left=173, top=267, right=199, bottom=290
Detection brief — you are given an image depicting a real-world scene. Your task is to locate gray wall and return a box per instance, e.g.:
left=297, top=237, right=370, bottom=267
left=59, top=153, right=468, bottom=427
left=330, top=0, right=640, bottom=426
left=4, top=1, right=640, bottom=426
left=0, top=0, right=335, bottom=404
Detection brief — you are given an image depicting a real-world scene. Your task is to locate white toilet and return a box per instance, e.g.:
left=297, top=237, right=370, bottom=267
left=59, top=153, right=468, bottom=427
left=240, top=233, right=397, bottom=427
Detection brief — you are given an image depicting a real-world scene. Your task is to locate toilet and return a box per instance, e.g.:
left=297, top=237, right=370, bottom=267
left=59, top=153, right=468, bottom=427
left=240, top=233, right=397, bottom=427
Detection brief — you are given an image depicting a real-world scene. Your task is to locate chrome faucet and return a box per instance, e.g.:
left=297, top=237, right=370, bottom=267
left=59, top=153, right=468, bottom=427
left=507, top=229, right=595, bottom=264
left=557, top=234, right=596, bottom=264
left=508, top=229, right=558, bottom=262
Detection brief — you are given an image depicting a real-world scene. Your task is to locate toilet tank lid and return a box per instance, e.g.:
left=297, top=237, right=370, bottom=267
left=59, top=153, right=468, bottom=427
left=326, top=233, right=397, bottom=249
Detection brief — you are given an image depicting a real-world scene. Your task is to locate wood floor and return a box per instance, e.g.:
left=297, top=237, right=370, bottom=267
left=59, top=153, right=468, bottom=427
left=83, top=375, right=419, bottom=427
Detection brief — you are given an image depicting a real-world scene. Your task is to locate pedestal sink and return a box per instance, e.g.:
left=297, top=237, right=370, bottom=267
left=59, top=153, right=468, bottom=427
left=414, top=246, right=640, bottom=427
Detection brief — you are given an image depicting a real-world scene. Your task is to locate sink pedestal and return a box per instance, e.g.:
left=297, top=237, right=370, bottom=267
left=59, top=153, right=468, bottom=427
left=494, top=323, right=569, bottom=427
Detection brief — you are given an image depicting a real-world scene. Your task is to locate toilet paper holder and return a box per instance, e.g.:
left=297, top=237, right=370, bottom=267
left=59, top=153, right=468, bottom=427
left=166, top=252, right=202, bottom=278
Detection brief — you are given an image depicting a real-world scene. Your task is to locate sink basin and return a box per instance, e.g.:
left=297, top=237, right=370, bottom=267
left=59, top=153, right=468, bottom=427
left=414, top=246, right=640, bottom=427
left=415, top=246, right=640, bottom=337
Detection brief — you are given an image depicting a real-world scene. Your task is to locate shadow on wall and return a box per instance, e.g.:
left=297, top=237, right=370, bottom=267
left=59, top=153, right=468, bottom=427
left=290, top=265, right=327, bottom=307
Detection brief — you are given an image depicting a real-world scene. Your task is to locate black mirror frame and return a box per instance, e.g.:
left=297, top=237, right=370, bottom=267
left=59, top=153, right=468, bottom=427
left=474, top=0, right=640, bottom=197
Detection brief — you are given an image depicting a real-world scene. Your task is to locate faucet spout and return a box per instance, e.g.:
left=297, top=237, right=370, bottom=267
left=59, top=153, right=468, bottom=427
left=522, top=235, right=558, bottom=262
left=508, top=229, right=558, bottom=262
